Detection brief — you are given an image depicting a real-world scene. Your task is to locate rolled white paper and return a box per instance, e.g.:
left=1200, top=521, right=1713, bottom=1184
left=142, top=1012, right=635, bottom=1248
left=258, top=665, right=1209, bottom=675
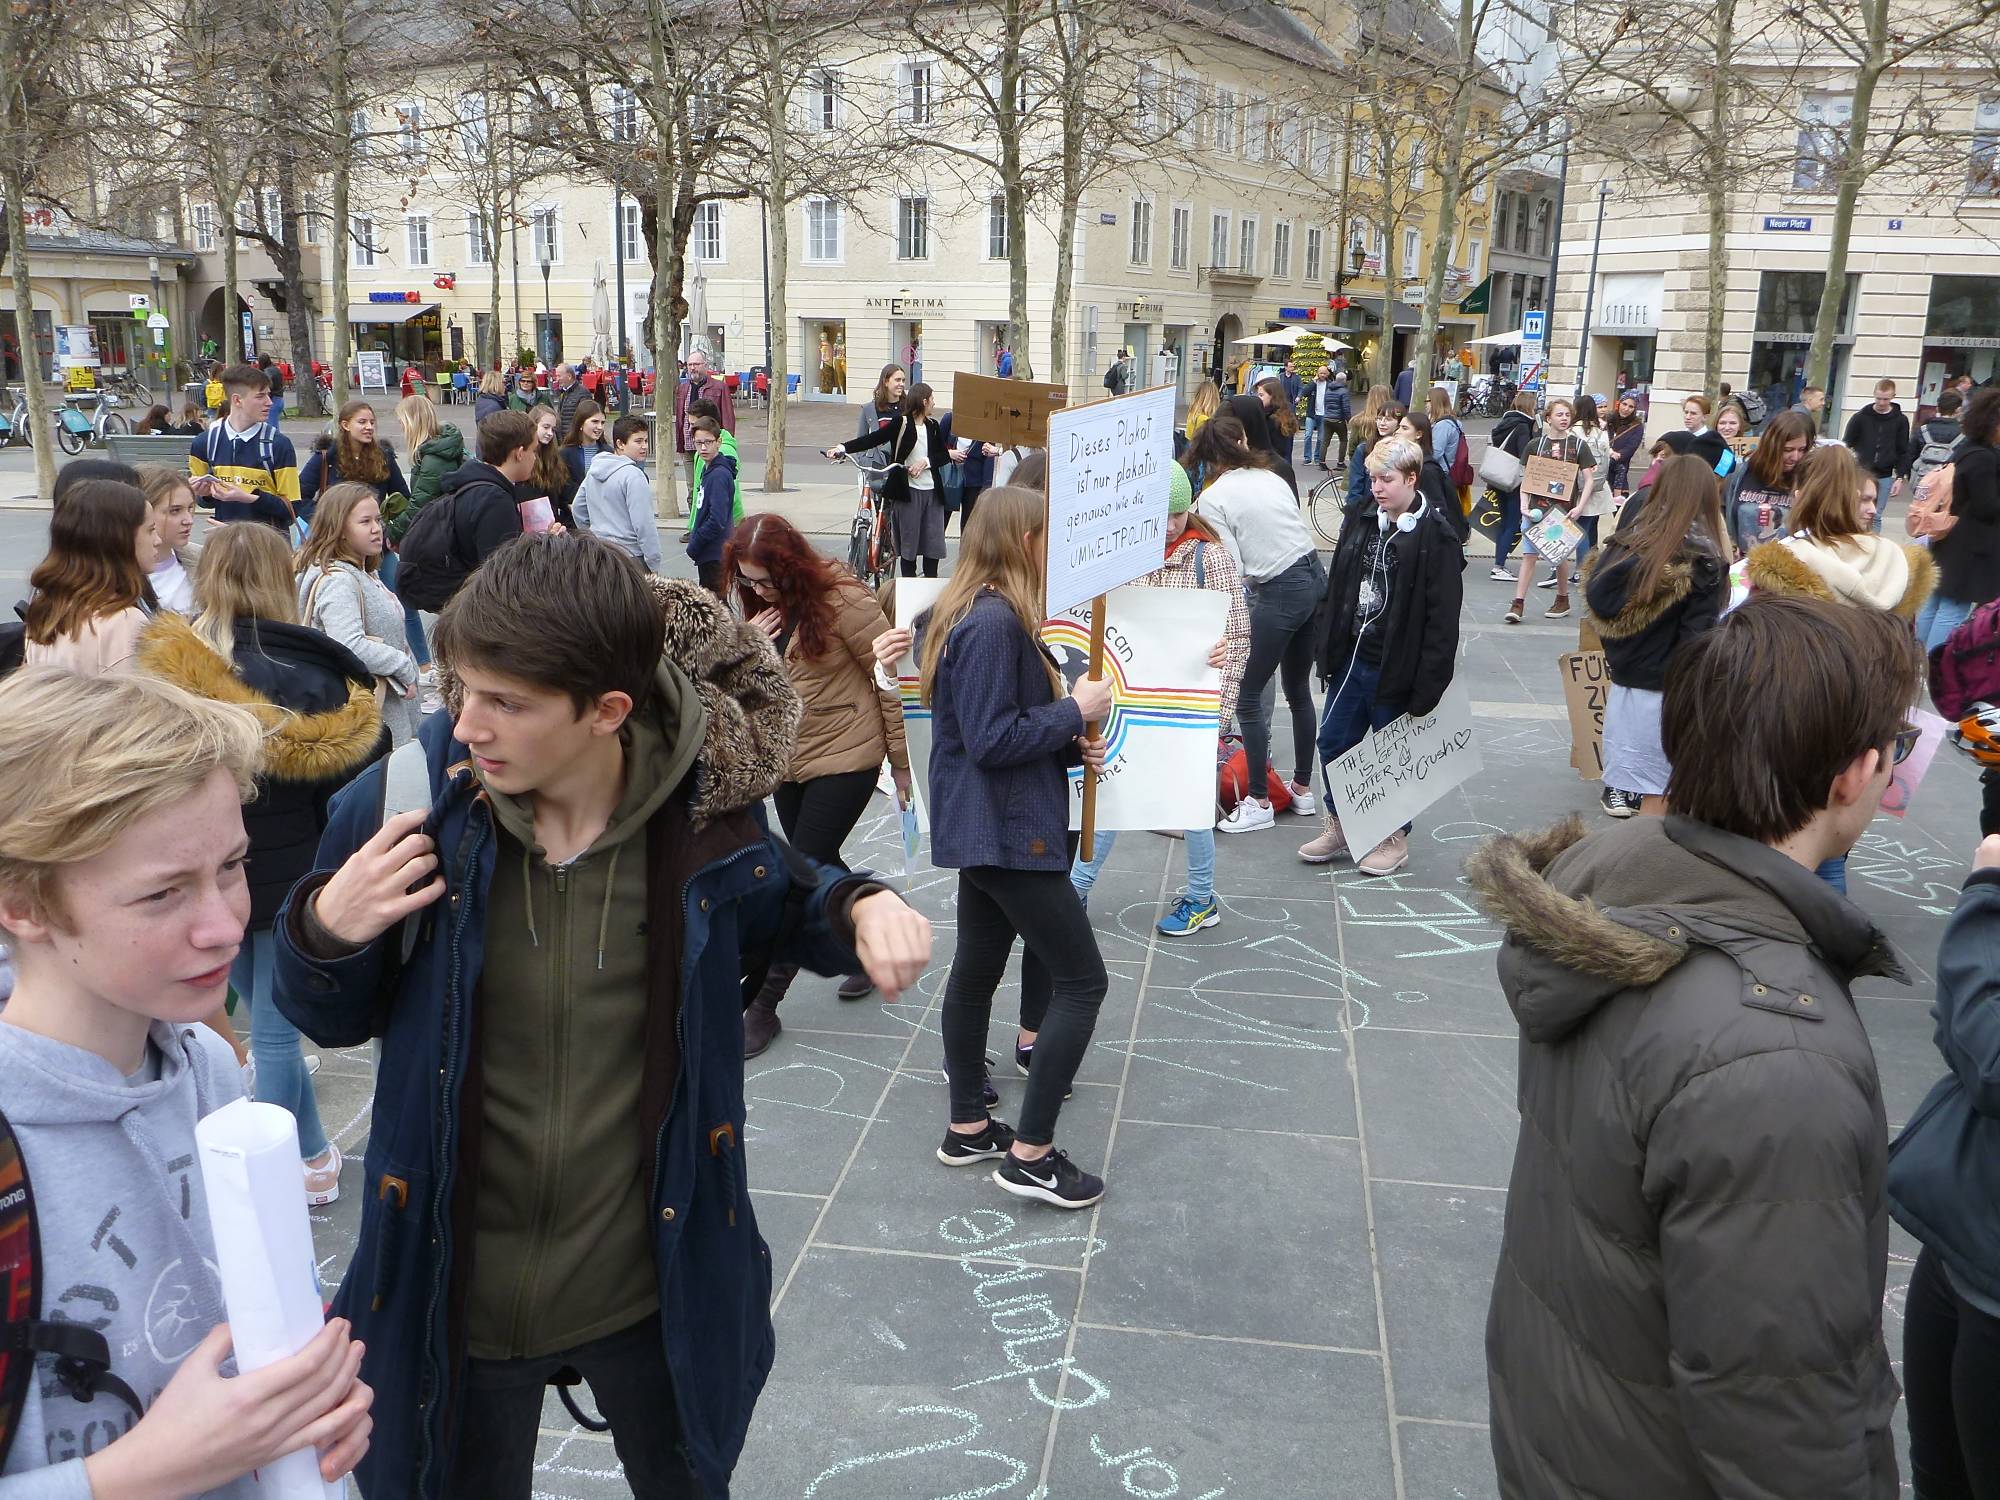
left=195, top=1097, right=346, bottom=1500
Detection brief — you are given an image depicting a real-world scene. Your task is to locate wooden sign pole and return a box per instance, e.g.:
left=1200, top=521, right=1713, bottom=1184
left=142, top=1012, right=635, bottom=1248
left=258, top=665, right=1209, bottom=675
left=1080, top=592, right=1107, bottom=863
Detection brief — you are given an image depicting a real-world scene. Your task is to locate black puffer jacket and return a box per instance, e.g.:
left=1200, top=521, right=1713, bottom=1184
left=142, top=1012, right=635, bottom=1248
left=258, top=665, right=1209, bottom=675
left=1843, top=402, right=1911, bottom=478
left=1582, top=535, right=1725, bottom=691
left=1467, top=815, right=1904, bottom=1500
left=137, top=613, right=385, bottom=927
left=1314, top=494, right=1463, bottom=715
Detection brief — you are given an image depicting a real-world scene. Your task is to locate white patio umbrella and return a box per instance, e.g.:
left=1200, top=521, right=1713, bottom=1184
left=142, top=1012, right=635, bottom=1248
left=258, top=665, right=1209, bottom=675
left=1468, top=329, right=1525, bottom=346
left=589, top=259, right=612, bottom=363
left=1230, top=326, right=1353, bottom=351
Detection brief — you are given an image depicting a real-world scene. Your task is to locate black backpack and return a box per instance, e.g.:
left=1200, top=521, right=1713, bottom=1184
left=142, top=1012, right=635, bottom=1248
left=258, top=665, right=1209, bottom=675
left=393, top=490, right=477, bottom=612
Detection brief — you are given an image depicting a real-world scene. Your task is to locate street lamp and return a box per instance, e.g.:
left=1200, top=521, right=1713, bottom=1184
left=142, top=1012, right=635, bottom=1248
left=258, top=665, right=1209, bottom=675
left=147, top=254, right=164, bottom=393
left=539, top=252, right=553, bottom=366
left=1573, top=178, right=1613, bottom=398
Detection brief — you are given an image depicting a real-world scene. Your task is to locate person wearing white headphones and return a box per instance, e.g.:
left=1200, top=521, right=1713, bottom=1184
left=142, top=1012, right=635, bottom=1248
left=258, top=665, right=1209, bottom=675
left=1302, top=438, right=1466, bottom=875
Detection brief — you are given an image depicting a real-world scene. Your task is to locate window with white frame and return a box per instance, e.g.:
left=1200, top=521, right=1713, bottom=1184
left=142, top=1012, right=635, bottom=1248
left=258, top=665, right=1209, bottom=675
left=1237, top=214, right=1258, bottom=273
left=987, top=193, right=1008, bottom=259
left=692, top=201, right=723, bottom=262
left=608, top=86, right=638, bottom=142
left=193, top=203, right=215, bottom=252
left=1352, top=131, right=1374, bottom=179
left=1244, top=97, right=1267, bottom=162
left=1169, top=203, right=1192, bottom=271
left=804, top=196, right=843, bottom=263
left=233, top=199, right=254, bottom=232
left=398, top=100, right=425, bottom=161
left=1129, top=196, right=1153, bottom=266
left=351, top=215, right=376, bottom=268
left=1793, top=92, right=1851, bottom=193
left=897, top=195, right=928, bottom=259
left=465, top=211, right=491, bottom=265
left=900, top=59, right=934, bottom=125
left=1401, top=225, right=1421, bottom=272
left=1271, top=221, right=1291, bottom=278
left=1467, top=234, right=1484, bottom=281
left=807, top=68, right=840, bottom=132
left=619, top=201, right=641, bottom=262
left=1308, top=121, right=1332, bottom=175
left=1175, top=76, right=1201, bottom=147
left=1136, top=62, right=1158, bottom=134
left=1407, top=139, right=1426, bottom=190
left=531, top=207, right=560, bottom=264
left=405, top=213, right=432, bottom=266
left=349, top=106, right=370, bottom=158
left=1279, top=112, right=1303, bottom=168
left=1213, top=87, right=1236, bottom=155
left=302, top=193, right=322, bottom=245
left=1209, top=210, right=1230, bottom=268
left=261, top=188, right=282, bottom=235
left=1368, top=220, right=1385, bottom=261
left=1969, top=98, right=2000, bottom=197
left=1472, top=175, right=1488, bottom=203
left=1304, top=225, right=1323, bottom=281
left=457, top=94, right=488, bottom=156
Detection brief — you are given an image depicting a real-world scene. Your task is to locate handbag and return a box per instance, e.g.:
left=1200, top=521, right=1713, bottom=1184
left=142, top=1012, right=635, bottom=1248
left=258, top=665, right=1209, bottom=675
left=941, top=460, right=965, bottom=515
left=1888, top=1073, right=2000, bottom=1310
left=1476, top=441, right=1522, bottom=492
left=1216, top=732, right=1295, bottom=815
left=302, top=567, right=393, bottom=711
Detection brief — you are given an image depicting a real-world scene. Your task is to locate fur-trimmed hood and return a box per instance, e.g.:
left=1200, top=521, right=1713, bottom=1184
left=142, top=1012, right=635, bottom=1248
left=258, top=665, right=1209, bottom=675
left=436, top=574, right=800, bottom=828
left=137, top=612, right=383, bottom=783
left=1465, top=814, right=1904, bottom=1044
left=1745, top=534, right=1935, bottom=620
left=1582, top=544, right=1723, bottom=641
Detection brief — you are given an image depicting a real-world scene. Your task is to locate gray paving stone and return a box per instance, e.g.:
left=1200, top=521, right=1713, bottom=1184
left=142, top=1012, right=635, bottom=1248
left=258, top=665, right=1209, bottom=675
left=742, top=1032, right=915, bottom=1197
left=1398, top=1420, right=1501, bottom=1500
left=1355, top=1030, right=1519, bottom=1190
left=1079, top=1122, right=1379, bottom=1348
left=1372, top=1180, right=1508, bottom=1425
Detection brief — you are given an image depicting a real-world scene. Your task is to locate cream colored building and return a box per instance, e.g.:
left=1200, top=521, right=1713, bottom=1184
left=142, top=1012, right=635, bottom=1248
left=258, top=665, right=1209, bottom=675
left=1550, top=74, right=2000, bottom=433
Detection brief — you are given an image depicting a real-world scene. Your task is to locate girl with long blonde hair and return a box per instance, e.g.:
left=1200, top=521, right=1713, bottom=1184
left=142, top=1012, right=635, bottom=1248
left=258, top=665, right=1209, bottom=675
left=295, top=481, right=423, bottom=744
left=911, top=485, right=1116, bottom=1207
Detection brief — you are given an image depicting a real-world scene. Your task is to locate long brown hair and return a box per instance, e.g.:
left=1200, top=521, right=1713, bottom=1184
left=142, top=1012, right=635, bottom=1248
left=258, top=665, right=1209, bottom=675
left=1747, top=410, right=1813, bottom=491
left=331, top=399, right=390, bottom=486
left=1605, top=454, right=1727, bottom=603
left=25, top=480, right=153, bottom=644
left=722, top=512, right=846, bottom=659
left=1254, top=376, right=1297, bottom=438
left=562, top=398, right=606, bottom=448
left=295, top=481, right=385, bottom=577
left=917, top=485, right=1059, bottom=708
left=1790, top=445, right=1869, bottom=543
left=192, top=521, right=297, bottom=663
left=1185, top=413, right=1274, bottom=477
left=1401, top=409, right=1435, bottom=457
left=529, top=405, right=569, bottom=497
left=1349, top=385, right=1391, bottom=443
left=871, top=363, right=906, bottom=411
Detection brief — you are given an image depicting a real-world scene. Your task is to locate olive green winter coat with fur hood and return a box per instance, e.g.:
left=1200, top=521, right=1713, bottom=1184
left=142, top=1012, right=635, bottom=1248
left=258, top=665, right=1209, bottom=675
left=1466, top=813, right=1905, bottom=1500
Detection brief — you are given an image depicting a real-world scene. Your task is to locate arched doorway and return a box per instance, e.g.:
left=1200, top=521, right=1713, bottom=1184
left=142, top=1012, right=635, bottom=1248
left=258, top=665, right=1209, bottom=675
left=198, top=288, right=255, bottom=363
left=1210, top=313, right=1241, bottom=384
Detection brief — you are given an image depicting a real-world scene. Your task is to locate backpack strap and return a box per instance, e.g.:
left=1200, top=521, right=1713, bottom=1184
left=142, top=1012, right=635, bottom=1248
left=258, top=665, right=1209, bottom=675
left=1193, top=538, right=1206, bottom=589
left=0, top=1103, right=145, bottom=1469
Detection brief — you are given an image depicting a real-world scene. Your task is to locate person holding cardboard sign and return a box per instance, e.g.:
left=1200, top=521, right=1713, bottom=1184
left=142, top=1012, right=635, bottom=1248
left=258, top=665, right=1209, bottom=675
left=1505, top=397, right=1597, bottom=625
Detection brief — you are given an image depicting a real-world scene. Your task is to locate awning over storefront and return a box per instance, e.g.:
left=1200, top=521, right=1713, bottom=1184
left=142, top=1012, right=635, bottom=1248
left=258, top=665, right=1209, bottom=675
left=1457, top=275, right=1492, bottom=315
left=1348, top=297, right=1425, bottom=328
left=347, top=303, right=437, bottom=325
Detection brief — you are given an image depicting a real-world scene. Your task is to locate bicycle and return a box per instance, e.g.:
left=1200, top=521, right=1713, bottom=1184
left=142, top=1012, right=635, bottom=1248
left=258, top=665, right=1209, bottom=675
left=828, top=452, right=906, bottom=590
left=1307, top=469, right=1350, bottom=549
left=67, top=385, right=133, bottom=448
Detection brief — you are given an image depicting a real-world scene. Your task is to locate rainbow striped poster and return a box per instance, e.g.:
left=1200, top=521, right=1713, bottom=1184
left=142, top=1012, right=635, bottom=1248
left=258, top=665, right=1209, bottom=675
left=893, top=581, right=1228, bottom=834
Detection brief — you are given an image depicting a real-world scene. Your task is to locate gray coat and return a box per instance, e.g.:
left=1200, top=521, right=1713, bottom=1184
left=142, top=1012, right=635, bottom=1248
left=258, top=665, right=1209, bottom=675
left=1466, top=814, right=1903, bottom=1500
left=299, top=559, right=421, bottom=744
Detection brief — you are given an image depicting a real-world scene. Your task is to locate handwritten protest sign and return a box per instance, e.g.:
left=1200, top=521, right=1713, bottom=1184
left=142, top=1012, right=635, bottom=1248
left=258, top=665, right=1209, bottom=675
left=1044, top=385, right=1175, bottom=617
left=893, top=580, right=1225, bottom=834
left=1880, top=707, right=1950, bottom=818
left=1558, top=650, right=1609, bottom=780
left=948, top=371, right=1068, bottom=447
left=1327, top=680, right=1483, bottom=858
left=1526, top=508, right=1586, bottom=564
left=1522, top=453, right=1579, bottom=508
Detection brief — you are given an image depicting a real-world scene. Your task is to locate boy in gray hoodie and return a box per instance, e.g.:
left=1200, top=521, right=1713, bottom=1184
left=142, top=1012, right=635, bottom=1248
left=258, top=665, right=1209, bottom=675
left=0, top=669, right=370, bottom=1497
left=575, top=416, right=661, bottom=572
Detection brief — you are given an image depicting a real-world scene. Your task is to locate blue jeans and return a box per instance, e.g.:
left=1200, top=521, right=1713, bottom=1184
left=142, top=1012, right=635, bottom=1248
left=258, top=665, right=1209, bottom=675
left=1301, top=416, right=1322, bottom=465
left=1816, top=855, right=1848, bottom=894
left=1071, top=828, right=1217, bottom=906
left=1316, top=657, right=1403, bottom=799
left=377, top=549, right=432, bottom=667
left=267, top=397, right=284, bottom=429
left=1492, top=489, right=1522, bottom=570
left=230, top=928, right=329, bottom=1159
left=1872, top=475, right=1893, bottom=533
left=1917, top=593, right=1976, bottom=654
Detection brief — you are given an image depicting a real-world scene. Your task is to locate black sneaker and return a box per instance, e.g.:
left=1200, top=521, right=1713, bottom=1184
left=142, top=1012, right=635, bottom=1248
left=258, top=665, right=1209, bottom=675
left=941, top=1064, right=1001, bottom=1109
left=994, top=1148, right=1105, bottom=1208
left=1012, top=1041, right=1072, bottom=1099
left=937, top=1118, right=1016, bottom=1167
left=1600, top=786, right=1641, bottom=818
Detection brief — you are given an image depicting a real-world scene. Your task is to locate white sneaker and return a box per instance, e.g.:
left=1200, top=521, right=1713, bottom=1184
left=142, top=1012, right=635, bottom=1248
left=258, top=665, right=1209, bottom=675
left=1489, top=566, right=1515, bottom=581
left=304, top=1142, right=342, bottom=1207
left=1289, top=787, right=1318, bottom=816
left=1216, top=800, right=1276, bottom=833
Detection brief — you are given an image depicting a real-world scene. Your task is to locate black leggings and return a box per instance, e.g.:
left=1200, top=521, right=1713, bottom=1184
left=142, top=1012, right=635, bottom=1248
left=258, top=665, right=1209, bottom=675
left=755, top=768, right=878, bottom=1008
left=900, top=557, right=940, bottom=578
left=941, top=863, right=1106, bottom=1146
left=1905, top=1245, right=2000, bottom=1499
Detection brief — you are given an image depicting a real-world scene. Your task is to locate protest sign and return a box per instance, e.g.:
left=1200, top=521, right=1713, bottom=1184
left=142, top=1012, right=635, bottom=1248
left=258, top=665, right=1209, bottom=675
left=1526, top=508, right=1585, bottom=564
left=1521, top=454, right=1578, bottom=508
left=1044, top=385, right=1176, bottom=617
left=948, top=371, right=1069, bottom=447
left=1558, top=650, right=1609, bottom=780
left=894, top=581, right=1225, bottom=835
left=1326, top=680, right=1483, bottom=858
left=1879, top=707, right=1950, bottom=818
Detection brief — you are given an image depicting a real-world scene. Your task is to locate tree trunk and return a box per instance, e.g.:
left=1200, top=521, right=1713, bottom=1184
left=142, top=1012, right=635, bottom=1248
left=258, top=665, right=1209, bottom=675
left=5, top=174, right=57, bottom=502
left=761, top=31, right=790, bottom=493
left=221, top=210, right=241, bottom=364
left=647, top=25, right=682, bottom=523
left=486, top=202, right=503, bottom=368
left=1371, top=169, right=1400, bottom=393
left=1051, top=183, right=1081, bottom=386
left=327, top=0, right=350, bottom=405
left=1806, top=0, right=1881, bottom=392
left=275, top=157, right=321, bottom=416
left=1001, top=0, right=1031, bottom=379
left=1414, top=0, right=1477, bottom=406
left=1699, top=0, right=1734, bottom=392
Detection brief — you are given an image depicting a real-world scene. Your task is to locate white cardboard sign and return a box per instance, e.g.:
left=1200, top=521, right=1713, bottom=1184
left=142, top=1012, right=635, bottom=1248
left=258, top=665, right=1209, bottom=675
left=1327, top=680, right=1483, bottom=857
left=894, top=580, right=1225, bottom=834
left=1043, top=385, right=1176, bottom=617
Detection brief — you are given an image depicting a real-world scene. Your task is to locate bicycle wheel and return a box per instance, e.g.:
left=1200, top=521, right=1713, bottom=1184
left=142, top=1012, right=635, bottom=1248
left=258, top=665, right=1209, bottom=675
left=1307, top=474, right=1348, bottom=549
left=847, top=512, right=872, bottom=581
left=98, top=412, right=129, bottom=439
left=55, top=421, right=84, bottom=455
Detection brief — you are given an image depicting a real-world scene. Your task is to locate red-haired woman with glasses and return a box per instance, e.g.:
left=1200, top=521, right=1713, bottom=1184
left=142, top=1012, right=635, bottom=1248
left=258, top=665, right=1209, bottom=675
left=723, top=513, right=911, bottom=1056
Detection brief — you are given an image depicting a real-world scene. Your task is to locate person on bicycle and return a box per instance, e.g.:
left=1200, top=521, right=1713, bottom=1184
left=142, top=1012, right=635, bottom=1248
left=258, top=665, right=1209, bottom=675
left=853, top=364, right=907, bottom=500
left=827, top=382, right=953, bottom=579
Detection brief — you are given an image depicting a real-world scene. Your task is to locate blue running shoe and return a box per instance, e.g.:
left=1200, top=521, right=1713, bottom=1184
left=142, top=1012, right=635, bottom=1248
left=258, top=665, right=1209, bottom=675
left=1156, top=895, right=1221, bottom=936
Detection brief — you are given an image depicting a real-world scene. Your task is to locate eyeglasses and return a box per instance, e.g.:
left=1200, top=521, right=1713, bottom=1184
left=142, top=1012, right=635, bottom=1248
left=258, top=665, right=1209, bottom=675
left=740, top=573, right=778, bottom=593
left=1890, top=724, right=1921, bottom=765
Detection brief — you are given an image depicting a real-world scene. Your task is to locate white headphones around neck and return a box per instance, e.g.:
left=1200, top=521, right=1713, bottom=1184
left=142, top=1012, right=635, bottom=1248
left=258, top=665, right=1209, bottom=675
left=1377, top=496, right=1425, bottom=534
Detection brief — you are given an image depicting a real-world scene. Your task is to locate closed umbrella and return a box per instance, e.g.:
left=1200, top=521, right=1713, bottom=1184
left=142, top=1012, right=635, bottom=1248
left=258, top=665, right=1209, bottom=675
left=589, top=259, right=612, bottom=363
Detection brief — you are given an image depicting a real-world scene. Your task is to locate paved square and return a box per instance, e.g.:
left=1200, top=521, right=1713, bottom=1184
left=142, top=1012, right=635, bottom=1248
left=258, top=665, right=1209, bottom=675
left=280, top=600, right=1966, bottom=1500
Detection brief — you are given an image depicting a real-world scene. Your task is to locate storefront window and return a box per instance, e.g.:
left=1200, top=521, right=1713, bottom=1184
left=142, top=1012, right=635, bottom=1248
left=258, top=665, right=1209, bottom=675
left=1749, top=270, right=1858, bottom=414
left=804, top=318, right=846, bottom=396
left=1611, top=336, right=1656, bottom=402
left=1919, top=274, right=2000, bottom=410
left=0, top=310, right=56, bottom=382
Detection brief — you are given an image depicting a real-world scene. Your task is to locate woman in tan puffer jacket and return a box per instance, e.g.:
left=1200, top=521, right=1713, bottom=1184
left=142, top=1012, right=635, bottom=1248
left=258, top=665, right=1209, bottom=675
left=723, top=513, right=910, bottom=1055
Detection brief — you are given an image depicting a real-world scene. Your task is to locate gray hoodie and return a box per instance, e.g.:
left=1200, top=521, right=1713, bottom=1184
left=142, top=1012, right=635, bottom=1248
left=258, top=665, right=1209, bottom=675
left=0, top=1018, right=255, bottom=1499
left=576, top=450, right=660, bottom=570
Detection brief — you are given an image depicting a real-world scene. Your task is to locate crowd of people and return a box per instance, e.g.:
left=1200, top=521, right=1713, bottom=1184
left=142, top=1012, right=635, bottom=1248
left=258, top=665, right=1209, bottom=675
left=1, top=346, right=1999, bottom=1500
